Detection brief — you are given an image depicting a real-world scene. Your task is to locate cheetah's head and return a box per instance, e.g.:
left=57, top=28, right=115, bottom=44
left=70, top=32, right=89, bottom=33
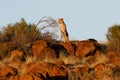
left=58, top=18, right=64, bottom=24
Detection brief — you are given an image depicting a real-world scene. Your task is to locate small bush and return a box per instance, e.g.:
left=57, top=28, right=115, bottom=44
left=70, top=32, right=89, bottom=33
left=106, top=25, right=120, bottom=55
left=0, top=18, right=41, bottom=56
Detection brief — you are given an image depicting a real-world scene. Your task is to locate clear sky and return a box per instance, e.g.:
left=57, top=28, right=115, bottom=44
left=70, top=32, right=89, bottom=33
left=0, top=0, right=120, bottom=41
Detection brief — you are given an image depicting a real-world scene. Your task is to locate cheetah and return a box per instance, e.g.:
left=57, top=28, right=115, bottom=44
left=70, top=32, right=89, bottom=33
left=58, top=18, right=69, bottom=42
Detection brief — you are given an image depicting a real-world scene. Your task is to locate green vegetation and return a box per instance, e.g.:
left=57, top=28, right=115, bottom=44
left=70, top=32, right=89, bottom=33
left=106, top=25, right=120, bottom=54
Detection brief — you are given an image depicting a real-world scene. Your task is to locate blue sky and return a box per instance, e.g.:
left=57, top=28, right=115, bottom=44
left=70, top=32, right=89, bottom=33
left=0, top=0, right=120, bottom=41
